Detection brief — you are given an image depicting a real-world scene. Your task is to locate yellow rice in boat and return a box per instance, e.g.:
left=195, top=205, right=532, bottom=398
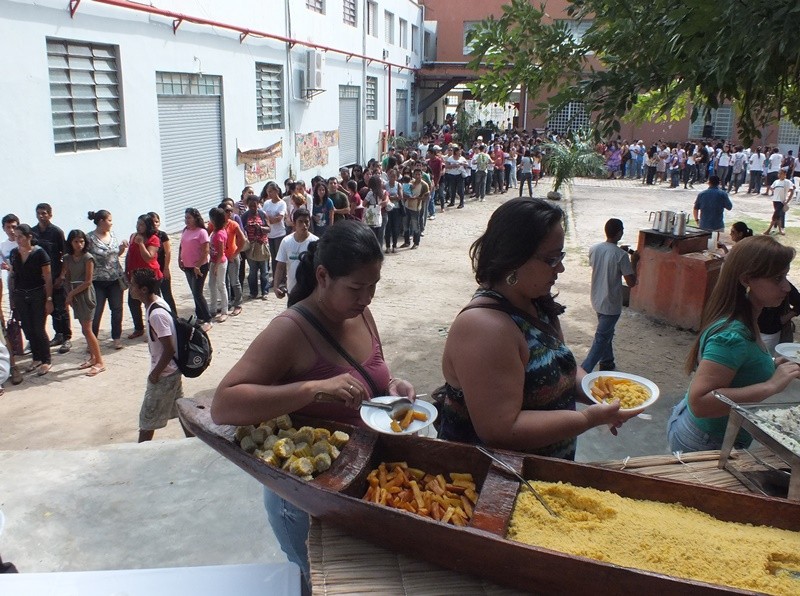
left=508, top=482, right=800, bottom=595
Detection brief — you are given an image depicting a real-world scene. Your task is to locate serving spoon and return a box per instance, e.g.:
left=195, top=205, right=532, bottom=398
left=360, top=394, right=427, bottom=420
left=476, top=446, right=558, bottom=517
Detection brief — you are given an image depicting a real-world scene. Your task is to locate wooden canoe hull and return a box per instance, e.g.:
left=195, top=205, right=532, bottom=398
left=178, top=396, right=800, bottom=595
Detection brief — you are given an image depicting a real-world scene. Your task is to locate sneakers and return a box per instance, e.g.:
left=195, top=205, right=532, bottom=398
left=49, top=333, right=65, bottom=347
left=58, top=339, right=72, bottom=354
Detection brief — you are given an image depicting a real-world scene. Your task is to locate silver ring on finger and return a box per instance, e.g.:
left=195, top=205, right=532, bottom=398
left=348, top=384, right=354, bottom=393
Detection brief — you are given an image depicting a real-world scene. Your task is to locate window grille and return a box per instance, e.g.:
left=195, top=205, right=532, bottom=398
left=255, top=63, right=284, bottom=130
left=306, top=0, right=324, bottom=14
left=547, top=101, right=590, bottom=133
left=366, top=77, right=378, bottom=120
left=385, top=11, right=395, bottom=45
left=47, top=38, right=123, bottom=153
left=343, top=0, right=356, bottom=26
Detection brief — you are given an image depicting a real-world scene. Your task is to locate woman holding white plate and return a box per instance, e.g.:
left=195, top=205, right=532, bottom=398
left=438, top=199, right=637, bottom=460
left=668, top=235, right=800, bottom=453
left=211, top=220, right=415, bottom=588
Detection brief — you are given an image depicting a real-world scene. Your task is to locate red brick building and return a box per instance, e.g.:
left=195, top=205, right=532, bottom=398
left=419, top=0, right=798, bottom=151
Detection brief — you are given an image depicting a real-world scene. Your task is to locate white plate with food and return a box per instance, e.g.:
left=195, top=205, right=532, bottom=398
left=581, top=371, right=660, bottom=414
left=774, top=343, right=800, bottom=363
left=360, top=396, right=438, bottom=435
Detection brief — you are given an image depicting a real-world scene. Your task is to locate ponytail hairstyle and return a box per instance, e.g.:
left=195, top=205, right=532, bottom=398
left=288, top=220, right=383, bottom=306
left=87, top=210, right=111, bottom=226
left=730, top=221, right=753, bottom=239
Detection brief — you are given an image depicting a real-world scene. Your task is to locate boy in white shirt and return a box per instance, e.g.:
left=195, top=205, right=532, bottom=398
left=130, top=268, right=189, bottom=443
left=274, top=208, right=318, bottom=299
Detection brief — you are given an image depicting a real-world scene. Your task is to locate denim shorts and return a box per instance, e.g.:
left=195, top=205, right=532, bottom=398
left=666, top=399, right=750, bottom=453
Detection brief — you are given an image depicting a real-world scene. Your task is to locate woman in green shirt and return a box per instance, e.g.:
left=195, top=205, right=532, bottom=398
left=668, top=235, right=800, bottom=452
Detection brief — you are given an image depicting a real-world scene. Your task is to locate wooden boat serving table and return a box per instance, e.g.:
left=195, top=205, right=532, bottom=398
left=178, top=396, right=800, bottom=595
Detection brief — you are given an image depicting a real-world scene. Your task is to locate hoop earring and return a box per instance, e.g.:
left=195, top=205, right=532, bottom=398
left=506, top=271, right=518, bottom=286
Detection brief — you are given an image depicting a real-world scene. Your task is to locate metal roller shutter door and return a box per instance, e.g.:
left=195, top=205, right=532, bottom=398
left=158, top=96, right=224, bottom=231
left=339, top=90, right=360, bottom=167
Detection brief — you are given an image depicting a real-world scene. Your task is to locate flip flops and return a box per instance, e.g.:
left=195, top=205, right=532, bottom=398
left=85, top=365, right=106, bottom=377
left=36, top=363, right=51, bottom=376
left=25, top=361, right=42, bottom=373
left=78, top=360, right=96, bottom=370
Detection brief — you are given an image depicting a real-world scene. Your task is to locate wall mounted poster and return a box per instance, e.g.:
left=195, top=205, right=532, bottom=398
left=295, top=130, right=339, bottom=170
left=237, top=141, right=283, bottom=184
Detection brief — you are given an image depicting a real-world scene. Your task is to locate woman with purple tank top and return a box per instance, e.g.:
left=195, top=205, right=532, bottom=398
left=211, top=220, right=416, bottom=590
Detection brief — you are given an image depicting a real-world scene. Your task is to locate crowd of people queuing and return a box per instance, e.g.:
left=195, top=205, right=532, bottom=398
left=0, top=136, right=547, bottom=397
left=599, top=137, right=797, bottom=196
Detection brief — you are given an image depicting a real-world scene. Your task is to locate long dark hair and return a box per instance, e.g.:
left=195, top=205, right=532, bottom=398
left=65, top=229, right=89, bottom=255
left=288, top=220, right=383, bottom=306
left=313, top=182, right=329, bottom=206
left=137, top=214, right=157, bottom=239
left=184, top=208, right=205, bottom=229
left=685, top=235, right=795, bottom=373
left=470, top=198, right=565, bottom=318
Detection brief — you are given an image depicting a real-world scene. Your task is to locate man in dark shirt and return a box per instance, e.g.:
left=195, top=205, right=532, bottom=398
left=31, top=203, right=71, bottom=352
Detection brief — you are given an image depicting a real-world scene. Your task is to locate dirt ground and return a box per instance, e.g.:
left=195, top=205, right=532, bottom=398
left=2, top=177, right=797, bottom=460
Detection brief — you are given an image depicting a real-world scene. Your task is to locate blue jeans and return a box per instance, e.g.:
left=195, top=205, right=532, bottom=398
left=247, top=258, right=269, bottom=297
left=580, top=313, right=620, bottom=373
left=666, top=400, right=751, bottom=453
left=264, top=488, right=310, bottom=587
left=225, top=254, right=243, bottom=308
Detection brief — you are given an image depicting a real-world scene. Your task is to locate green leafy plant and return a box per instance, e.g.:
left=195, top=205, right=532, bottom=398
left=542, top=130, right=606, bottom=194
left=465, top=0, right=800, bottom=143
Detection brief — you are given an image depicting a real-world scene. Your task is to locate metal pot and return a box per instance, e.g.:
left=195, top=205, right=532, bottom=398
left=657, top=210, right=676, bottom=233
left=672, top=212, right=688, bottom=235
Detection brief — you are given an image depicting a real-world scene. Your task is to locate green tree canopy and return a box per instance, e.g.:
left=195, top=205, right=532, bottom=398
left=466, top=0, right=800, bottom=143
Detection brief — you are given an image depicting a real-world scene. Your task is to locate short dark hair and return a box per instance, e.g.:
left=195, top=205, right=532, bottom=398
left=65, top=229, right=89, bottom=255
left=2, top=213, right=19, bottom=227
left=604, top=218, right=623, bottom=238
left=36, top=203, right=52, bottom=215
left=708, top=175, right=720, bottom=186
left=208, top=207, right=226, bottom=230
left=132, top=268, right=159, bottom=295
left=292, top=207, right=311, bottom=222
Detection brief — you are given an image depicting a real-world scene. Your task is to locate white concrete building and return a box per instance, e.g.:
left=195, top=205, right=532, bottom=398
left=1, top=0, right=423, bottom=232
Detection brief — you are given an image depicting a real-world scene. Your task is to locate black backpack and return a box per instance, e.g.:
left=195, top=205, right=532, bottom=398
left=147, top=303, right=212, bottom=378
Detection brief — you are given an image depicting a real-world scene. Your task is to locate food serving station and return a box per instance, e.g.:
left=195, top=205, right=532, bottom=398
left=178, top=396, right=800, bottom=594
left=629, top=211, right=723, bottom=330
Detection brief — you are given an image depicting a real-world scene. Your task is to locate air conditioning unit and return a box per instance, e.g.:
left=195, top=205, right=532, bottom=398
left=305, top=50, right=325, bottom=98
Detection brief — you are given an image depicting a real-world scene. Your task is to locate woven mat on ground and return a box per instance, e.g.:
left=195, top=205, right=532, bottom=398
left=308, top=448, right=786, bottom=594
left=592, top=446, right=789, bottom=492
